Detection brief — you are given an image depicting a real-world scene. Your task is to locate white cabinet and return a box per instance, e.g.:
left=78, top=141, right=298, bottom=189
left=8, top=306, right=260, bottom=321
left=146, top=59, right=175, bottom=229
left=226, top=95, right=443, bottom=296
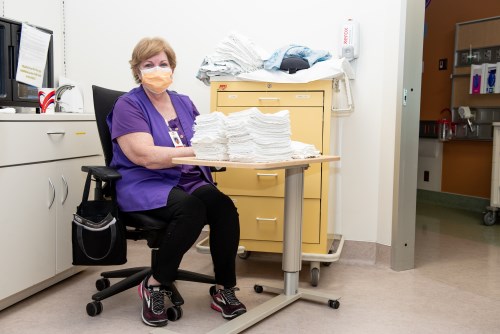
left=0, top=114, right=102, bottom=309
left=0, top=163, right=56, bottom=297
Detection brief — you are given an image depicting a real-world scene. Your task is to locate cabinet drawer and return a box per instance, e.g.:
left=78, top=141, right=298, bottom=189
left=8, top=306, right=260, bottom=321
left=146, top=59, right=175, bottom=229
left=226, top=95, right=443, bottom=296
left=217, top=91, right=324, bottom=107
left=230, top=196, right=320, bottom=244
left=0, top=121, right=100, bottom=166
left=217, top=165, right=321, bottom=198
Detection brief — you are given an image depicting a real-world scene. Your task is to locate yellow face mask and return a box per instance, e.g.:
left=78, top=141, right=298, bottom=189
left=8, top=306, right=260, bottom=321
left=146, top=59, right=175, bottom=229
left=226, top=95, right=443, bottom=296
left=140, top=67, right=173, bottom=94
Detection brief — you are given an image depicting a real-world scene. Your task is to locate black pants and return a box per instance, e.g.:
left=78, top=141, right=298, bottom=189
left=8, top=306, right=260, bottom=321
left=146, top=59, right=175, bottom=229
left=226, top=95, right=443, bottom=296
left=134, top=184, right=240, bottom=288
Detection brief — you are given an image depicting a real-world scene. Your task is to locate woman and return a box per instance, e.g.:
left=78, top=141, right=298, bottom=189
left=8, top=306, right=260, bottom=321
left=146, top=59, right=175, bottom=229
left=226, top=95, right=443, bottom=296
left=107, top=37, right=246, bottom=327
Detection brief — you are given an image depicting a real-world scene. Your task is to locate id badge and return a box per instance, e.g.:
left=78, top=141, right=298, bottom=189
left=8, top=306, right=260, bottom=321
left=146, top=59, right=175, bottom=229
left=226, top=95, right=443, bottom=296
left=169, top=130, right=184, bottom=147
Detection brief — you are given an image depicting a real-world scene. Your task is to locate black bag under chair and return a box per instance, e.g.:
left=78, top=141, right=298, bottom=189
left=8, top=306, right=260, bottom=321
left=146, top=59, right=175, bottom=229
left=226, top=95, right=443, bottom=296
left=72, top=170, right=127, bottom=266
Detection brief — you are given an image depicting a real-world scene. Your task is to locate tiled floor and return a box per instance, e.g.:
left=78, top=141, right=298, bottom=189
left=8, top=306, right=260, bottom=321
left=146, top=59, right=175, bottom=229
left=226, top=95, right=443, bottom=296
left=1, top=201, right=500, bottom=333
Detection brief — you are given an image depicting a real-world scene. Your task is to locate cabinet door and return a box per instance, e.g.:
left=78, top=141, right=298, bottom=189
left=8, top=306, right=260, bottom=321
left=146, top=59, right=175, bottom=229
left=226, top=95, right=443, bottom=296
left=0, top=163, right=56, bottom=300
left=56, top=155, right=103, bottom=273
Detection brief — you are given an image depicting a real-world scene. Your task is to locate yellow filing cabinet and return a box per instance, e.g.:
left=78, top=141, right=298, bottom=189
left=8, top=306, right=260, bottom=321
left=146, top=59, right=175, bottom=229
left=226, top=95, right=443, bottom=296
left=210, top=79, right=334, bottom=255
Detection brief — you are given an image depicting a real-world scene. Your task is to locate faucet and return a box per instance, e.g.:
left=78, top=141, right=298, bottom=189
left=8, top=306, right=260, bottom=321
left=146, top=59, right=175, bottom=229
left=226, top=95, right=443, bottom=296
left=54, top=84, right=75, bottom=113
left=458, top=106, right=476, bottom=133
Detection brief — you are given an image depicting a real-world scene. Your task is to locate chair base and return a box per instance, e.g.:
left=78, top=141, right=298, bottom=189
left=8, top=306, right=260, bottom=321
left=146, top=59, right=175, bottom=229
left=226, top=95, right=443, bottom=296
left=90, top=266, right=216, bottom=313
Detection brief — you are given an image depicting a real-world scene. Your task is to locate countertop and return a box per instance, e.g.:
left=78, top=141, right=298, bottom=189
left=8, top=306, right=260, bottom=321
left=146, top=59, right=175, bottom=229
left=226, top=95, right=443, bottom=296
left=0, top=113, right=95, bottom=121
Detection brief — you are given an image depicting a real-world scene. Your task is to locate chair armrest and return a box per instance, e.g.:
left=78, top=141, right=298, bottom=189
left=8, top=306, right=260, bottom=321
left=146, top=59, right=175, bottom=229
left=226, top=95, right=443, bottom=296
left=210, top=166, right=226, bottom=172
left=81, top=165, right=122, bottom=181
left=82, top=165, right=221, bottom=180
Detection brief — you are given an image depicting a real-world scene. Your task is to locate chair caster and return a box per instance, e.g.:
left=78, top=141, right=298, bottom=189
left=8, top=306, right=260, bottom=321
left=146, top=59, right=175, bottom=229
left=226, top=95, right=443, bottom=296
left=95, top=278, right=110, bottom=291
left=328, top=299, right=340, bottom=309
left=165, top=283, right=184, bottom=306
left=86, top=301, right=103, bottom=316
left=254, top=285, right=263, bottom=293
left=167, top=305, right=183, bottom=321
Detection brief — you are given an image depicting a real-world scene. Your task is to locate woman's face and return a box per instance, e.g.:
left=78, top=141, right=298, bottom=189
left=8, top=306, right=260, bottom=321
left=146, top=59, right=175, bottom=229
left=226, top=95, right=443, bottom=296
left=138, top=52, right=171, bottom=79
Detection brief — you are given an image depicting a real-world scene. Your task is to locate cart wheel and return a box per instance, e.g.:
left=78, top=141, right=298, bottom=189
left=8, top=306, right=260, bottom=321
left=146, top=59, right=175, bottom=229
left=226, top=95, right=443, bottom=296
left=238, top=251, right=251, bottom=259
left=95, top=278, right=110, bottom=291
left=311, top=267, right=320, bottom=287
left=254, top=285, right=263, bottom=293
left=86, top=301, right=103, bottom=316
left=167, top=306, right=183, bottom=321
left=483, top=211, right=497, bottom=226
left=322, top=249, right=334, bottom=267
left=328, top=299, right=340, bottom=309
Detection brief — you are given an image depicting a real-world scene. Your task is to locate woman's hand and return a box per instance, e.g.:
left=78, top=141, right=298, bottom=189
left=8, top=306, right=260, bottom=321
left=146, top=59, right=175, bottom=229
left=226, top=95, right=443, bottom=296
left=117, top=132, right=194, bottom=169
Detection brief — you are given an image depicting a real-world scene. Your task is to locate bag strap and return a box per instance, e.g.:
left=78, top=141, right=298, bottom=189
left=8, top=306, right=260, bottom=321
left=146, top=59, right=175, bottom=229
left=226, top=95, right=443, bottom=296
left=76, top=222, right=117, bottom=261
left=81, top=171, right=93, bottom=204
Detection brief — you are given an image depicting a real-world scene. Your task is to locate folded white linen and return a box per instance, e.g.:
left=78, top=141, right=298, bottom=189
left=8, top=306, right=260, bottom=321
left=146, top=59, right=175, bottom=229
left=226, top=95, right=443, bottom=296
left=291, top=141, right=321, bottom=159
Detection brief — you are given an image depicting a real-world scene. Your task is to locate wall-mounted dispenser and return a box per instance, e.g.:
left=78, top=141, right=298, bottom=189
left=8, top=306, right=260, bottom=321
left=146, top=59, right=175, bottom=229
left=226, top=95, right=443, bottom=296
left=341, top=19, right=359, bottom=61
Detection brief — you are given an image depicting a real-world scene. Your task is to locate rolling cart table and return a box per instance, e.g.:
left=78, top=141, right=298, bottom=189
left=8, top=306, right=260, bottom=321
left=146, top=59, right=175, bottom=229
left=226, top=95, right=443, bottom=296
left=166, top=155, right=341, bottom=334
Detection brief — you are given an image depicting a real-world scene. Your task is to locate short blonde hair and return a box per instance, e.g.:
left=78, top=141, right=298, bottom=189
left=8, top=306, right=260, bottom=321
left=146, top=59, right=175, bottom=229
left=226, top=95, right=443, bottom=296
left=129, top=37, right=177, bottom=84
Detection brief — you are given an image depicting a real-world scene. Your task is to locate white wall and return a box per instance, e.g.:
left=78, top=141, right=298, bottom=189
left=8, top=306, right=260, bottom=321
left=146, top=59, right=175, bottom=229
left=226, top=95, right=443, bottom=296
left=3, top=0, right=408, bottom=247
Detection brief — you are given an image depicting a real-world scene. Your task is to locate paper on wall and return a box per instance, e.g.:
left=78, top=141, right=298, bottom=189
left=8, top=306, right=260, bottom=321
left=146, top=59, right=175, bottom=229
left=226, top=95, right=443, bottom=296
left=15, top=23, right=51, bottom=88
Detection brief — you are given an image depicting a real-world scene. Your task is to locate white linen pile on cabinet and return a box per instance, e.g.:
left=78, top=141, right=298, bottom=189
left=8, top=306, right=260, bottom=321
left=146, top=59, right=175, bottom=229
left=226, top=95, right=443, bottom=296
left=190, top=112, right=228, bottom=161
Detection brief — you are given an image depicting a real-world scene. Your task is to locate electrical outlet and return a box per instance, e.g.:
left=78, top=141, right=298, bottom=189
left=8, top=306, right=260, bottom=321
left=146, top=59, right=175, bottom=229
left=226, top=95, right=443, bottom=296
left=484, top=49, right=492, bottom=61
left=472, top=51, right=481, bottom=63
left=439, top=58, right=447, bottom=70
left=424, top=171, right=430, bottom=182
left=461, top=52, right=469, bottom=65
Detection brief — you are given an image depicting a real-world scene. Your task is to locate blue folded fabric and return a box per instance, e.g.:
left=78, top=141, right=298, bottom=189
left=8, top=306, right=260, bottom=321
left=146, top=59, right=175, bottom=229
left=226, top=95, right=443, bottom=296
left=264, top=44, right=331, bottom=71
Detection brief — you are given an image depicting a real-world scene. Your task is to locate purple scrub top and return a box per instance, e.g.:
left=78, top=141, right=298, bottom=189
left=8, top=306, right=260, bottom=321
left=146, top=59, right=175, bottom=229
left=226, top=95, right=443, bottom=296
left=106, top=85, right=213, bottom=212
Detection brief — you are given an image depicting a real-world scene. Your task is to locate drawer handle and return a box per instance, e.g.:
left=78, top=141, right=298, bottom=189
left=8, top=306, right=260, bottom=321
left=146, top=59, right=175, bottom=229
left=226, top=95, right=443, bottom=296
left=295, top=94, right=311, bottom=99
left=46, top=131, right=66, bottom=135
left=256, top=217, right=277, bottom=222
left=256, top=173, right=278, bottom=177
left=61, top=175, right=69, bottom=205
left=48, top=178, right=56, bottom=209
left=258, top=97, right=280, bottom=101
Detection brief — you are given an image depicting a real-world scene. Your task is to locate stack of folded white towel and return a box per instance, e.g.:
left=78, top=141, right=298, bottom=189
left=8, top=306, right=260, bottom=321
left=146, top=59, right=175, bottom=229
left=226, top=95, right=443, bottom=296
left=225, top=108, right=293, bottom=162
left=190, top=112, right=228, bottom=161
left=191, top=108, right=320, bottom=162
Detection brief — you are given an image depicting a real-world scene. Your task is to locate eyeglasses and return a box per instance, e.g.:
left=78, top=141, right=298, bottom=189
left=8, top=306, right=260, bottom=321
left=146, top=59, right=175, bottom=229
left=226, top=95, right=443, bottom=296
left=140, top=65, right=172, bottom=74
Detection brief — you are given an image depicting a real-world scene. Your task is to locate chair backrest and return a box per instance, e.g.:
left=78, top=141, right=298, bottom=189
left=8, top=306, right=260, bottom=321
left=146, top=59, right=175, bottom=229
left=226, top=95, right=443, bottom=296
left=92, top=85, right=126, bottom=167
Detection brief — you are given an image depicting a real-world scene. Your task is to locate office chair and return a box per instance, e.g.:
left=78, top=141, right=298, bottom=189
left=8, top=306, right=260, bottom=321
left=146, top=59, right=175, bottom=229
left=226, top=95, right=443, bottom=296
left=83, top=85, right=216, bottom=320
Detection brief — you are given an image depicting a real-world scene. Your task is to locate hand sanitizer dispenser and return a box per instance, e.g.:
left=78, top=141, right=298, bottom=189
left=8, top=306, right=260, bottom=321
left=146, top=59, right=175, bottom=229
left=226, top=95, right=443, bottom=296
left=341, top=19, right=359, bottom=61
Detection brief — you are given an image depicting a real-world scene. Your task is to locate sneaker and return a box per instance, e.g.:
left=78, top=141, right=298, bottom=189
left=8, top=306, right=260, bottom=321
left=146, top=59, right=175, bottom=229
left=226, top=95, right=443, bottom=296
left=138, top=277, right=168, bottom=327
left=210, top=285, right=247, bottom=320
